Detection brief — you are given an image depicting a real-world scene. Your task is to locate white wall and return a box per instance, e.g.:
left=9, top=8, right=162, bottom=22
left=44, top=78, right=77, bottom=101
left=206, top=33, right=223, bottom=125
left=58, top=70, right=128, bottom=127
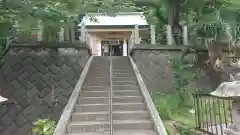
left=128, top=32, right=135, bottom=54
left=123, top=38, right=127, bottom=56
left=88, top=35, right=101, bottom=56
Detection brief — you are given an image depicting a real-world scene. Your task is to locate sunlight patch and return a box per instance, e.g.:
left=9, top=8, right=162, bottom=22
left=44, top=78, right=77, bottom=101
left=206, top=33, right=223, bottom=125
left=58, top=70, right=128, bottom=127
left=0, top=95, right=8, bottom=103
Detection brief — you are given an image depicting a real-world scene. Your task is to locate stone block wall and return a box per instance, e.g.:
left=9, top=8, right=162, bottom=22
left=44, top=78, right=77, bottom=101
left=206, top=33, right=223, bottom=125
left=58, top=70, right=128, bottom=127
left=131, top=45, right=213, bottom=93
left=0, top=45, right=89, bottom=135
left=131, top=45, right=184, bottom=92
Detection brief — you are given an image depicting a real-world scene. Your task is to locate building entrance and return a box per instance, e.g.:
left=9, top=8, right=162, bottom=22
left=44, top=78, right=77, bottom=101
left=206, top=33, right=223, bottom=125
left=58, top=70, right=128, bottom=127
left=101, top=40, right=123, bottom=56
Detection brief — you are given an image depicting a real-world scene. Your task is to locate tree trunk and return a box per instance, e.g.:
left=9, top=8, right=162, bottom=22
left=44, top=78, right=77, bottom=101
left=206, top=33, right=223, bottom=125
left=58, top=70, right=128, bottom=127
left=167, top=1, right=182, bottom=45
left=203, top=41, right=226, bottom=89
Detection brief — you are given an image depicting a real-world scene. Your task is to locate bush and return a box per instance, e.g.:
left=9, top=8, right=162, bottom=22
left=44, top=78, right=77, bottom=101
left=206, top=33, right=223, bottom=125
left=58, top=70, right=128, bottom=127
left=32, top=118, right=56, bottom=135
left=152, top=56, right=196, bottom=134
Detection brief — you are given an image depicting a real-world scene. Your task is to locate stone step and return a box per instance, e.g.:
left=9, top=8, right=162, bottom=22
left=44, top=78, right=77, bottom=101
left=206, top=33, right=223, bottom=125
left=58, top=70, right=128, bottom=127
left=83, top=84, right=109, bottom=87
left=86, top=77, right=109, bottom=79
left=113, top=110, right=150, bottom=120
left=112, top=71, right=134, bottom=74
left=84, top=80, right=110, bottom=83
left=71, top=112, right=109, bottom=121
left=112, top=81, right=138, bottom=85
left=79, top=97, right=109, bottom=104
left=85, top=80, right=137, bottom=83
left=80, top=91, right=109, bottom=97
left=82, top=86, right=140, bottom=91
left=83, top=82, right=109, bottom=84
left=75, top=103, right=146, bottom=112
left=79, top=96, right=144, bottom=104
left=112, top=70, right=132, bottom=72
left=113, top=96, right=144, bottom=103
left=112, top=77, right=137, bottom=81
left=112, top=72, right=134, bottom=75
left=68, top=120, right=153, bottom=133
left=71, top=110, right=150, bottom=122
left=113, top=90, right=141, bottom=96
left=82, top=86, right=109, bottom=91
left=113, top=103, right=146, bottom=111
left=112, top=69, right=133, bottom=72
left=66, top=130, right=157, bottom=135
left=112, top=85, right=139, bottom=90
left=112, top=74, right=135, bottom=77
left=113, top=120, right=153, bottom=130
left=75, top=104, right=109, bottom=112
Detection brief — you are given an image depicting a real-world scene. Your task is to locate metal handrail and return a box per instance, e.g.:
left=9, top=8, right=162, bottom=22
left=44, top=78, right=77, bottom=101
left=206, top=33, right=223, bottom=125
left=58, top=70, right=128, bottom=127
left=109, top=45, right=113, bottom=135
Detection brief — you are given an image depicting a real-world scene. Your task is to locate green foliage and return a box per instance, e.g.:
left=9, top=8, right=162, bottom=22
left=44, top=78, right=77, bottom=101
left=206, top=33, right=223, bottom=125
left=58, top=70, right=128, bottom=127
left=177, top=126, right=190, bottom=135
left=0, top=0, right=137, bottom=45
left=152, top=56, right=195, bottom=134
left=32, top=118, right=56, bottom=135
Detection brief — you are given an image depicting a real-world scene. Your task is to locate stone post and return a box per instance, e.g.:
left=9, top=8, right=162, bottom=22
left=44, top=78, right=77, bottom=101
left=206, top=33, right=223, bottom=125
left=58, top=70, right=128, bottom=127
left=123, top=38, right=127, bottom=56
left=150, top=25, right=156, bottom=44
left=183, top=26, right=188, bottom=45
left=167, top=25, right=173, bottom=45
left=70, top=22, right=75, bottom=42
left=14, top=21, right=20, bottom=33
left=81, top=23, right=86, bottom=42
left=59, top=20, right=64, bottom=41
left=134, top=24, right=140, bottom=44
left=37, top=20, right=43, bottom=41
left=13, top=21, right=20, bottom=41
left=64, top=22, right=70, bottom=41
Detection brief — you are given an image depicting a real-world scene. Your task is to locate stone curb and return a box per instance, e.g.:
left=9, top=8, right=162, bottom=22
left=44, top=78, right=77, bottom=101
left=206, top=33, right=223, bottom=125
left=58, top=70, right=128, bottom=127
left=53, top=56, right=94, bottom=135
left=129, top=56, right=168, bottom=135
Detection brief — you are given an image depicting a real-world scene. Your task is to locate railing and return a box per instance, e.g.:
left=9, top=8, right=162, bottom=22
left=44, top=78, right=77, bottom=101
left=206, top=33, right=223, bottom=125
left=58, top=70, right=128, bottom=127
left=109, top=45, right=113, bottom=135
left=193, top=93, right=234, bottom=135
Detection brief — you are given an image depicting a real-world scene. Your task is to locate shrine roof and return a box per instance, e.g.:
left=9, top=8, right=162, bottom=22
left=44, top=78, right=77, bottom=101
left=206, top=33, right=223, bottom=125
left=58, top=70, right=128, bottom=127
left=79, top=12, right=148, bottom=27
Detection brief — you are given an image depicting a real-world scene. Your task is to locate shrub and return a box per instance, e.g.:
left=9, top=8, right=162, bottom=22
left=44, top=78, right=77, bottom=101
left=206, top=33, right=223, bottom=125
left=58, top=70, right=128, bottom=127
left=32, top=118, right=56, bottom=135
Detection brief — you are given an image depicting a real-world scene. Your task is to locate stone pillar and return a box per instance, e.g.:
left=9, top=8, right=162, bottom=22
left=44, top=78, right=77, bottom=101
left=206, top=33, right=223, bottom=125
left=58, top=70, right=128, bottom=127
left=59, top=20, right=64, bottom=41
left=13, top=21, right=20, bottom=41
left=183, top=26, right=188, bottom=45
left=37, top=20, right=43, bottom=41
left=64, top=22, right=70, bottom=41
left=167, top=25, right=173, bottom=45
left=81, top=23, right=86, bottom=42
left=14, top=21, right=20, bottom=33
left=98, top=42, right=102, bottom=56
left=123, top=38, right=127, bottom=56
left=70, top=22, right=75, bottom=42
left=150, top=25, right=156, bottom=44
left=134, top=24, right=140, bottom=44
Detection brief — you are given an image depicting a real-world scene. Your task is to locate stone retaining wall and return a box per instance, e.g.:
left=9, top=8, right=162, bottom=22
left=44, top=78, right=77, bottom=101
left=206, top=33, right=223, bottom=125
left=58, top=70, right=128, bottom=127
left=131, top=45, right=184, bottom=92
left=131, top=45, right=211, bottom=93
left=0, top=45, right=89, bottom=135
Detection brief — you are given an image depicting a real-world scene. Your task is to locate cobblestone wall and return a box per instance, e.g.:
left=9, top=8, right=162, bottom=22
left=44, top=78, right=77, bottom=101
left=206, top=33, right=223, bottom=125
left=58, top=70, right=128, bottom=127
left=0, top=46, right=89, bottom=135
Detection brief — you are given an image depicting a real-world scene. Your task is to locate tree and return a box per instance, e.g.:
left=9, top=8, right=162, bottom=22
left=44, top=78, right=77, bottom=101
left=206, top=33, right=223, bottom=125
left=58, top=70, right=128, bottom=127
left=0, top=0, right=136, bottom=49
left=136, top=0, right=240, bottom=87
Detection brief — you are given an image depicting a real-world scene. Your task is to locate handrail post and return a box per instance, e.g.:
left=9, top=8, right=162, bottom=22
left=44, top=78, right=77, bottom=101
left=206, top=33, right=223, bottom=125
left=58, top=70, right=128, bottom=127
left=109, top=45, right=113, bottom=135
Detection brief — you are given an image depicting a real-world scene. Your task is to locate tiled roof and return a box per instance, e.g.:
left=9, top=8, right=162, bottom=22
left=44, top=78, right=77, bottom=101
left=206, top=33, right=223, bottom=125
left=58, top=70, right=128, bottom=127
left=79, top=12, right=148, bottom=26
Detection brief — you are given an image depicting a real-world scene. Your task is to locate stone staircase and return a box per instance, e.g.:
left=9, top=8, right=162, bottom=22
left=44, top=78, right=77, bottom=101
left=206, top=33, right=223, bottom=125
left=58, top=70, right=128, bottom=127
left=57, top=56, right=165, bottom=135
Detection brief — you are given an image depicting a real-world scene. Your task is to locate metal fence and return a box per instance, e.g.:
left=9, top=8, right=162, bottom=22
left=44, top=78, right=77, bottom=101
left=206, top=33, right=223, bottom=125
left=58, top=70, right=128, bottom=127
left=193, top=93, right=234, bottom=135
